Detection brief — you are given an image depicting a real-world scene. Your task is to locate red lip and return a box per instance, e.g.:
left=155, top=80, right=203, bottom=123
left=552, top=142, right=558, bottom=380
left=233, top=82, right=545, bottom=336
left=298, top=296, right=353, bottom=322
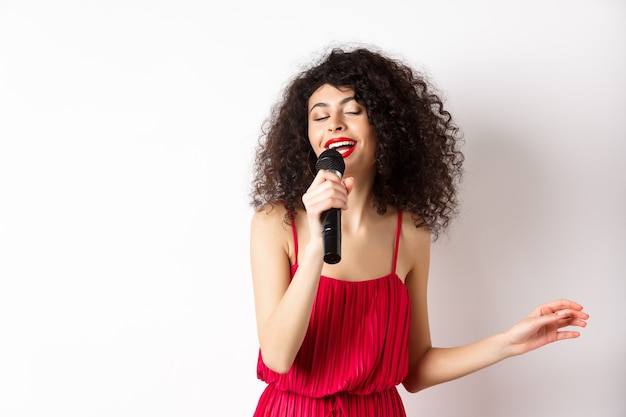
left=324, top=137, right=354, bottom=148
left=324, top=137, right=357, bottom=158
left=324, top=136, right=356, bottom=159
left=338, top=145, right=356, bottom=159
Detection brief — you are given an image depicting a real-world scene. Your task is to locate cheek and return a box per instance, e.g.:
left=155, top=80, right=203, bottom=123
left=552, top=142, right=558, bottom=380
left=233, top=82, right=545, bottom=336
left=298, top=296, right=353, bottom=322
left=308, top=125, right=324, bottom=146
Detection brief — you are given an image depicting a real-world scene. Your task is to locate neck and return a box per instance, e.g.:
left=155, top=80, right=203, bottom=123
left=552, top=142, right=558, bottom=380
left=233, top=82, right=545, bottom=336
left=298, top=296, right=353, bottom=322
left=342, top=177, right=377, bottom=233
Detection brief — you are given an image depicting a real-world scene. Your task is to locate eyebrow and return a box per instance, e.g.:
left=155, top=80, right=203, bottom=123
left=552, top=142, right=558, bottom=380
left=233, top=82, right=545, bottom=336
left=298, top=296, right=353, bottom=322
left=308, top=96, right=356, bottom=114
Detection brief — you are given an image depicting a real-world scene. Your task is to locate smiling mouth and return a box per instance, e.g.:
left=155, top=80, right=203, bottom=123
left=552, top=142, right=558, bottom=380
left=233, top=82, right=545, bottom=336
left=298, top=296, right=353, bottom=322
left=325, top=138, right=356, bottom=157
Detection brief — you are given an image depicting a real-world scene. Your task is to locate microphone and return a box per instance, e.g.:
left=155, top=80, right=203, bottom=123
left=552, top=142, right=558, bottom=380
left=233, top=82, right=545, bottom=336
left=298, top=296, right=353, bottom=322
left=315, top=149, right=346, bottom=264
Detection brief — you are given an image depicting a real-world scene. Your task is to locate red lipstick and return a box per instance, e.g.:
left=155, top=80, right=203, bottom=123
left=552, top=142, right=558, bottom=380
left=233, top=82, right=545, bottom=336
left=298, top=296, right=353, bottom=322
left=324, top=137, right=356, bottom=158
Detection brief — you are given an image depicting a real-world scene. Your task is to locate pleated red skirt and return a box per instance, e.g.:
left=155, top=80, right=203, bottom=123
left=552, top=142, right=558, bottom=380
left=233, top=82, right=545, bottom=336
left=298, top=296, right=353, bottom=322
left=254, top=383, right=406, bottom=417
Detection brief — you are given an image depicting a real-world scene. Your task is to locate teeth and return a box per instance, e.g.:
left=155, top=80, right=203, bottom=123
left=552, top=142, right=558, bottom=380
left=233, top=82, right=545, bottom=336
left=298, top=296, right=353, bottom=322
left=328, top=141, right=354, bottom=149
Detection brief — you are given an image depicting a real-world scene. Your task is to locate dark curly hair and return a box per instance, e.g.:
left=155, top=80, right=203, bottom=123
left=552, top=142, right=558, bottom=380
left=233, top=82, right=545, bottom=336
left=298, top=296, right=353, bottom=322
left=250, top=45, right=464, bottom=239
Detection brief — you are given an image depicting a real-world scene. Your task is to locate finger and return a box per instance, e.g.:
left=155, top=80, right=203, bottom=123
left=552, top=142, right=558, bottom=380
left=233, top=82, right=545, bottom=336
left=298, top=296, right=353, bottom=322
left=303, top=177, right=349, bottom=212
left=303, top=190, right=346, bottom=213
left=316, top=169, right=344, bottom=184
left=307, top=170, right=341, bottom=191
left=531, top=312, right=565, bottom=330
left=533, top=311, right=587, bottom=330
left=555, top=330, right=581, bottom=341
left=343, top=177, right=355, bottom=196
left=556, top=316, right=589, bottom=329
left=555, top=308, right=590, bottom=320
left=308, top=172, right=347, bottom=201
left=534, top=299, right=585, bottom=317
left=547, top=299, right=585, bottom=312
left=559, top=314, right=588, bottom=327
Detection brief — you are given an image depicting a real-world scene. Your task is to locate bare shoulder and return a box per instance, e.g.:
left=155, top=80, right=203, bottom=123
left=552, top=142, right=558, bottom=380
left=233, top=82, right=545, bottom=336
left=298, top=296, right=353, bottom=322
left=250, top=203, right=293, bottom=255
left=398, top=212, right=431, bottom=283
left=401, top=212, right=431, bottom=250
left=251, top=202, right=289, bottom=228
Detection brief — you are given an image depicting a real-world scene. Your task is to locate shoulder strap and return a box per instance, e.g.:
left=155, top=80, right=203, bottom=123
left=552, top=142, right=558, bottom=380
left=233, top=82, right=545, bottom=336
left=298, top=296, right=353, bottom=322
left=392, top=210, right=402, bottom=275
left=289, top=211, right=298, bottom=265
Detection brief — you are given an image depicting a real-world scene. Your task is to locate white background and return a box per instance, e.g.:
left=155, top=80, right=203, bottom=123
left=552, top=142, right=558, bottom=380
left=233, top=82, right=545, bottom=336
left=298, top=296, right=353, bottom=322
left=1, top=1, right=624, bottom=416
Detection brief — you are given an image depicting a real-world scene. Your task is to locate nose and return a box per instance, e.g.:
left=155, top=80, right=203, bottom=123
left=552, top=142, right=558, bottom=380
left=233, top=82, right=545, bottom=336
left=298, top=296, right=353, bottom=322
left=328, top=115, right=345, bottom=132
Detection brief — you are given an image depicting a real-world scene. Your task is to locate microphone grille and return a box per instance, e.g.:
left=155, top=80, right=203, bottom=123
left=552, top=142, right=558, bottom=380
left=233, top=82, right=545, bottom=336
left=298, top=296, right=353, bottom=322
left=315, top=149, right=345, bottom=175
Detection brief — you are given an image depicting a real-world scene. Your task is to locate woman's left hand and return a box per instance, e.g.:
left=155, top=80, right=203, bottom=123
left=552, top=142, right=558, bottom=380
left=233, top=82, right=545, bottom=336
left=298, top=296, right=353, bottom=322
left=504, top=299, right=589, bottom=356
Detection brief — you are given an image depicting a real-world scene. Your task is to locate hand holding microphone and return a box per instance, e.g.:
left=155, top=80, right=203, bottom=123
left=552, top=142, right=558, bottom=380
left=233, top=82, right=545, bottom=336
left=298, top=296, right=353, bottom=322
left=314, top=149, right=346, bottom=264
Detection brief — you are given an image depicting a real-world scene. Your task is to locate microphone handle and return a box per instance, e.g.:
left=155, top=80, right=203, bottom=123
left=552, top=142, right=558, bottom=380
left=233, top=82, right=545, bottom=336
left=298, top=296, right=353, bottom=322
left=321, top=208, right=341, bottom=264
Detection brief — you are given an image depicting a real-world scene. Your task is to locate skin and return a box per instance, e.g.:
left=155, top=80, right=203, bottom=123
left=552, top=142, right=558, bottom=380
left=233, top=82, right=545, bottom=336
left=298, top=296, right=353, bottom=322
left=250, top=84, right=590, bottom=389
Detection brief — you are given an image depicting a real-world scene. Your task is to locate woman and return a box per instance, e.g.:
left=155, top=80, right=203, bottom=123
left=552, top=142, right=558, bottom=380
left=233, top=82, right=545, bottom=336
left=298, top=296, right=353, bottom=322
left=248, top=45, right=588, bottom=416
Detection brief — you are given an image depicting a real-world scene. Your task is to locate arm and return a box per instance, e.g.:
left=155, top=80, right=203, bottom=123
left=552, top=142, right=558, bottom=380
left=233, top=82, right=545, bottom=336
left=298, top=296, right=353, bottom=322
left=250, top=205, right=323, bottom=374
left=401, top=230, right=589, bottom=393
left=250, top=171, right=353, bottom=374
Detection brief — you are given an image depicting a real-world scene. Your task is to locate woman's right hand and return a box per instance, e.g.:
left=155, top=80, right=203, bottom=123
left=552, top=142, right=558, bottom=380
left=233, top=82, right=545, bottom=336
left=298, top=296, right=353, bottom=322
left=301, top=170, right=353, bottom=238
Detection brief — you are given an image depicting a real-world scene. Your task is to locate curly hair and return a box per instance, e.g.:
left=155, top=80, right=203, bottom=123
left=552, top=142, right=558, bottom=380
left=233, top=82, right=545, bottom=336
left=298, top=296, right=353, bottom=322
left=250, top=45, right=464, bottom=239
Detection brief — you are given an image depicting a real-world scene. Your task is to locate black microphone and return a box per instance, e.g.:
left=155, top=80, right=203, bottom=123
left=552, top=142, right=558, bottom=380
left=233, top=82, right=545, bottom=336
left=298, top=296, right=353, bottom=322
left=315, top=149, right=346, bottom=264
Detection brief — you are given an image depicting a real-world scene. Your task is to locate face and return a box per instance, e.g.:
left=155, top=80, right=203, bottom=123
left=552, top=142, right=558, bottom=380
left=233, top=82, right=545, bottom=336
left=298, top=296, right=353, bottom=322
left=307, top=84, right=376, bottom=176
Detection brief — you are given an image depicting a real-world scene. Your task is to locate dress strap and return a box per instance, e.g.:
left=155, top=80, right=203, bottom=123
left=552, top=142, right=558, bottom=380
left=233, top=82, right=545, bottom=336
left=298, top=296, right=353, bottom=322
left=392, top=210, right=402, bottom=275
left=289, top=211, right=298, bottom=265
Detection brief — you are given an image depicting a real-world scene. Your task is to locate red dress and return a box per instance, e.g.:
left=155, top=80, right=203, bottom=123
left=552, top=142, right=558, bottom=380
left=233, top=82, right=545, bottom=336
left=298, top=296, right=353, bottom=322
left=254, top=211, right=410, bottom=417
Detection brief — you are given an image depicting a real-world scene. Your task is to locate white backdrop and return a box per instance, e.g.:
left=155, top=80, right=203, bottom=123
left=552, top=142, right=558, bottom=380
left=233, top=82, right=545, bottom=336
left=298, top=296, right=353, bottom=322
left=1, top=1, right=624, bottom=416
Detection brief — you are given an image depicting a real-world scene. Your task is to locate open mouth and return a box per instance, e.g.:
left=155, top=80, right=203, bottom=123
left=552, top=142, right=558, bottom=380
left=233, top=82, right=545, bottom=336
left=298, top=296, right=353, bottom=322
left=325, top=138, right=356, bottom=158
